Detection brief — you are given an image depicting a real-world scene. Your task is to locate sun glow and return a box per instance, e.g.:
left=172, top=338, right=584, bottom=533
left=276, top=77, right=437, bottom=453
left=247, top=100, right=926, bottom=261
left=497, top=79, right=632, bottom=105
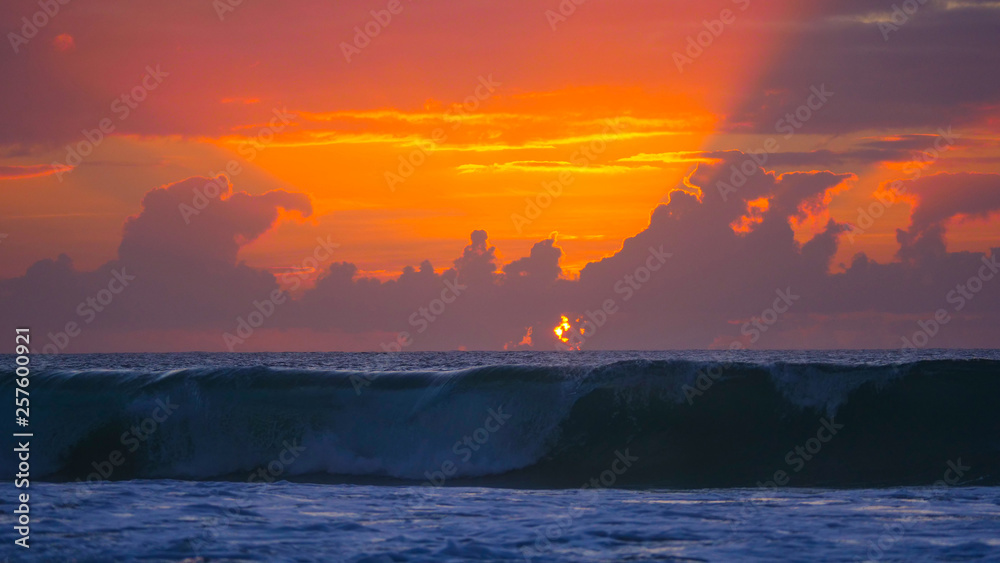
left=553, top=315, right=582, bottom=350
left=554, top=315, right=572, bottom=343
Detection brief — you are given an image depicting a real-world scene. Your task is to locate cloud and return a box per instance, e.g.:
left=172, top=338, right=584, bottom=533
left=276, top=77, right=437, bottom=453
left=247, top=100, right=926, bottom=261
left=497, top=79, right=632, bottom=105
left=900, top=172, right=1000, bottom=232
left=620, top=148, right=930, bottom=169
left=503, top=236, right=562, bottom=283
left=119, top=175, right=312, bottom=267
left=725, top=2, right=1000, bottom=134
left=0, top=176, right=312, bottom=343
left=889, top=172, right=1000, bottom=261
left=1, top=160, right=999, bottom=352
left=0, top=164, right=71, bottom=180
left=456, top=161, right=652, bottom=174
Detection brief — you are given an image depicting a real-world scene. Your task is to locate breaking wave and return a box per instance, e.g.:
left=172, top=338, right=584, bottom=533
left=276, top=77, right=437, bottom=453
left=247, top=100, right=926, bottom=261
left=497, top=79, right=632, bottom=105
left=5, top=359, right=999, bottom=487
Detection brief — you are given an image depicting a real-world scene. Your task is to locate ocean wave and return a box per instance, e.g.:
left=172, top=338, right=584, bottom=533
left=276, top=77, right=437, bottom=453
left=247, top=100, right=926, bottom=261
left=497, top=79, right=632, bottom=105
left=4, top=359, right=999, bottom=487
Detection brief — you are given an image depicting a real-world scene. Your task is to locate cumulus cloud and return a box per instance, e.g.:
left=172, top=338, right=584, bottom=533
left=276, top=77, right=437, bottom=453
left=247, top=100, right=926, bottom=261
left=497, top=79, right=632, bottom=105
left=899, top=172, right=1000, bottom=235
left=0, top=176, right=312, bottom=349
left=2, top=160, right=998, bottom=352
left=453, top=229, right=499, bottom=286
left=120, top=175, right=311, bottom=267
left=886, top=172, right=1000, bottom=261
left=503, top=236, right=562, bottom=282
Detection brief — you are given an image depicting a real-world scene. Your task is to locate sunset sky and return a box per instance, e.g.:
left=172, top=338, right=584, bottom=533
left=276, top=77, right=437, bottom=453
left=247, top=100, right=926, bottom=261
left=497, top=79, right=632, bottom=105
left=2, top=0, right=999, bottom=352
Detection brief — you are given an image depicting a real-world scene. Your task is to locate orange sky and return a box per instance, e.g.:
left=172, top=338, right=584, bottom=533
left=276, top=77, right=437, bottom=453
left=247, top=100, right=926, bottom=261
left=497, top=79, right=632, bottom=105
left=2, top=0, right=999, bottom=292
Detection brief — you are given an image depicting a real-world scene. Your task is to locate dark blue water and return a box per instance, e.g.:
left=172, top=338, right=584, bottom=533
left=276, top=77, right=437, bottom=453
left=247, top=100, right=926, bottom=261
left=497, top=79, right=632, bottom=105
left=1, top=350, right=999, bottom=561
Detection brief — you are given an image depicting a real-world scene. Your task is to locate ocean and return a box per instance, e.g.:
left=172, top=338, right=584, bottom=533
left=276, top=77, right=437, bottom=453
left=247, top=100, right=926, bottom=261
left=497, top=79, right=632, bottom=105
left=2, top=350, right=999, bottom=562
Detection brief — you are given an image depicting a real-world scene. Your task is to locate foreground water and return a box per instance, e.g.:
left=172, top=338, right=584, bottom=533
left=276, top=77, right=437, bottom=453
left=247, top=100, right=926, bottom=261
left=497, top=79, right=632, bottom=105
left=1, top=350, right=998, bottom=560
left=5, top=482, right=1000, bottom=561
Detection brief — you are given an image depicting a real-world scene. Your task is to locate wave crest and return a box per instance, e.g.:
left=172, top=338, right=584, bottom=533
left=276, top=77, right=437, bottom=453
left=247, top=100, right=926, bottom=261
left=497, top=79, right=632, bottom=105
left=5, top=359, right=999, bottom=487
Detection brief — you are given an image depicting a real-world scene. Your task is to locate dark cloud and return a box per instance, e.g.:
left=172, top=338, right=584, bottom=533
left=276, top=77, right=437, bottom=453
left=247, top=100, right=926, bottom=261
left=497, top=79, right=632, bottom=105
left=659, top=146, right=931, bottom=170
left=0, top=176, right=312, bottom=346
left=2, top=161, right=998, bottom=351
left=726, top=1, right=1000, bottom=134
left=891, top=172, right=1000, bottom=261
left=503, top=237, right=562, bottom=282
